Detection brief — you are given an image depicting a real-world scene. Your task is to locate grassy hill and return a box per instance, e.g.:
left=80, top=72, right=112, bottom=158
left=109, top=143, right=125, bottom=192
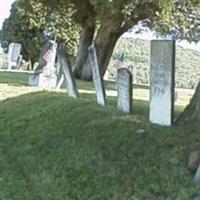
left=108, top=38, right=200, bottom=89
left=0, top=72, right=199, bottom=199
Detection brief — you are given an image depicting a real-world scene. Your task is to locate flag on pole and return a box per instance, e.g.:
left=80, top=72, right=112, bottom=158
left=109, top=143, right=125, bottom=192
left=42, top=44, right=53, bottom=63
left=113, top=52, right=125, bottom=70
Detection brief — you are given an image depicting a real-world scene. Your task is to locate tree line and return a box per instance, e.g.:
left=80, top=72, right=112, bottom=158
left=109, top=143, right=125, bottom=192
left=108, top=37, right=200, bottom=89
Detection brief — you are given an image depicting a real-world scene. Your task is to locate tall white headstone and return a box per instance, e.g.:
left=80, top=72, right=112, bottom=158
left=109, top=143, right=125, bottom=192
left=7, top=43, right=22, bottom=69
left=149, top=40, right=175, bottom=126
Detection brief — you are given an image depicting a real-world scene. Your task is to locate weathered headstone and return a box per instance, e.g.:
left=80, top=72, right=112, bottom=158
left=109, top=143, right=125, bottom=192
left=149, top=40, right=175, bottom=126
left=88, top=44, right=106, bottom=106
left=57, top=45, right=78, bottom=98
left=7, top=43, right=22, bottom=69
left=117, top=68, right=133, bottom=113
left=28, top=39, right=57, bottom=89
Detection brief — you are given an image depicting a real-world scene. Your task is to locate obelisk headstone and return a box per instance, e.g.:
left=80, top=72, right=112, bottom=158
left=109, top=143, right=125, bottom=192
left=57, top=45, right=78, bottom=98
left=117, top=68, right=133, bottom=113
left=88, top=44, right=106, bottom=106
left=149, top=40, right=175, bottom=126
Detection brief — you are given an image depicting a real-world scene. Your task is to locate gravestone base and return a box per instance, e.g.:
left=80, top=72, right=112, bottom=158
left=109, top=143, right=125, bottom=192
left=28, top=73, right=57, bottom=89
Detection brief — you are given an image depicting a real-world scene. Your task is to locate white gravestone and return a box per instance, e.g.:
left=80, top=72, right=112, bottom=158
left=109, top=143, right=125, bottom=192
left=88, top=44, right=106, bottom=106
left=57, top=45, right=78, bottom=98
left=7, top=43, right=22, bottom=69
left=28, top=40, right=57, bottom=89
left=117, top=68, right=133, bottom=113
left=149, top=40, right=175, bottom=126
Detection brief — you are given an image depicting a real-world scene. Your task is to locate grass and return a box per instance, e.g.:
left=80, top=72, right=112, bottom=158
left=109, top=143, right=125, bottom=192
left=0, top=71, right=199, bottom=199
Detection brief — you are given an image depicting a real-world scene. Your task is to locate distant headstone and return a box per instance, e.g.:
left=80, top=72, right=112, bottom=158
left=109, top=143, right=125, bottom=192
left=149, top=40, right=175, bottom=126
left=7, top=43, right=22, bottom=69
left=117, top=68, right=133, bottom=113
left=88, top=44, right=106, bottom=106
left=57, top=45, right=78, bottom=98
left=28, top=40, right=57, bottom=89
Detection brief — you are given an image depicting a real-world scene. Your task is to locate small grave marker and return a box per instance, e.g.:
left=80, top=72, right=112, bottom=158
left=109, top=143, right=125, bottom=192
left=117, top=68, right=133, bottom=113
left=88, top=44, right=106, bottom=106
left=149, top=40, right=175, bottom=126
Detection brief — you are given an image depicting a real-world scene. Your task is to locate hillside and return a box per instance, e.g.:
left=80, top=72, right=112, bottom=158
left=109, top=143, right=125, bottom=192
left=0, top=71, right=200, bottom=199
left=108, top=38, right=200, bottom=89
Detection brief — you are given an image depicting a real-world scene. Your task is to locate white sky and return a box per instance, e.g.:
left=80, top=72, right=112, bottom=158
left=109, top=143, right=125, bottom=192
left=0, top=0, right=199, bottom=52
left=0, top=0, right=14, bottom=29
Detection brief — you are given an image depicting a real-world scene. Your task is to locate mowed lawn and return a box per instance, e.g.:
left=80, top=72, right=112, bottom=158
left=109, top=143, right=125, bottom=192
left=0, top=71, right=199, bottom=200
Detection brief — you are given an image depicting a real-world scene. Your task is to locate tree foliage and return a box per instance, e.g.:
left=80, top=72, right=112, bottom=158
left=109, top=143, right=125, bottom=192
left=2, top=0, right=80, bottom=63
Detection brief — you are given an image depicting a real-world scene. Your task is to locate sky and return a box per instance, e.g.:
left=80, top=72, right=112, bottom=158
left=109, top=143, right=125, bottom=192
left=0, top=0, right=199, bottom=52
left=0, top=0, right=14, bottom=29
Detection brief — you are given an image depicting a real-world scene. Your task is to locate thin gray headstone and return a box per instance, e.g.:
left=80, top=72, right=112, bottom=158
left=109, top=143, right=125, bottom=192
left=88, top=44, right=106, bottom=106
left=149, top=40, right=175, bottom=126
left=57, top=45, right=78, bottom=98
left=117, top=68, right=132, bottom=113
left=7, top=43, right=22, bottom=69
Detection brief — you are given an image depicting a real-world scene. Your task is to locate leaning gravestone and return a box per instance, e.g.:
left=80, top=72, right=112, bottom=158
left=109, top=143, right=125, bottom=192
left=149, top=40, right=175, bottom=126
left=28, top=40, right=57, bottom=89
left=57, top=45, right=78, bottom=98
left=7, top=43, right=22, bottom=69
left=88, top=44, right=106, bottom=106
left=117, top=68, right=133, bottom=113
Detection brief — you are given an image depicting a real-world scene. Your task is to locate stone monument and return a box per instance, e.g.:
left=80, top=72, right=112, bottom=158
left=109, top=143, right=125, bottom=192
left=7, top=43, right=22, bottom=69
left=28, top=39, right=57, bottom=89
left=149, top=40, right=175, bottom=126
left=88, top=44, right=106, bottom=106
left=117, top=68, right=133, bottom=113
left=57, top=45, right=78, bottom=98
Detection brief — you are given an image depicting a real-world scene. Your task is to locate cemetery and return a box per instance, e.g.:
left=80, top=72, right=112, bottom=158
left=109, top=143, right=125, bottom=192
left=0, top=0, right=200, bottom=199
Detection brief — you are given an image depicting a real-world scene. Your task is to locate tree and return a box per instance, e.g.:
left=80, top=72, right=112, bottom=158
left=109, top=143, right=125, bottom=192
left=69, top=0, right=200, bottom=80
left=2, top=0, right=80, bottom=64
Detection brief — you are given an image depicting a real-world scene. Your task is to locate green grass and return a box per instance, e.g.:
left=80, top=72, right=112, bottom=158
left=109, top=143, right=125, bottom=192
left=0, top=72, right=199, bottom=199
left=0, top=71, right=32, bottom=86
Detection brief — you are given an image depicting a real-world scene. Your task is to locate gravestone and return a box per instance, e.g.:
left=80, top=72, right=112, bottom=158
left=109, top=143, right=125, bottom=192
left=57, top=45, right=78, bottom=98
left=117, top=68, right=133, bottom=113
left=28, top=40, right=57, bottom=89
left=88, top=44, right=106, bottom=106
left=7, top=43, right=22, bottom=69
left=149, top=40, right=175, bottom=126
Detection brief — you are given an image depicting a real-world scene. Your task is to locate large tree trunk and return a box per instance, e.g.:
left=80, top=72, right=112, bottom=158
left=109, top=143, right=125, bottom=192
left=74, top=24, right=95, bottom=79
left=80, top=24, right=122, bottom=81
left=175, top=82, right=200, bottom=124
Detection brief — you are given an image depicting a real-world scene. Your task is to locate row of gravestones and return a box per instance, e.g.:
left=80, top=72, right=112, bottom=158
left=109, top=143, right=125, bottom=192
left=89, top=40, right=176, bottom=127
left=29, top=40, right=175, bottom=127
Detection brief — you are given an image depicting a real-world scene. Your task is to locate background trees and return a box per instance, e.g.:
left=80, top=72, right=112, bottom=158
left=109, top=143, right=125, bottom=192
left=2, top=0, right=199, bottom=75
left=1, top=0, right=80, bottom=64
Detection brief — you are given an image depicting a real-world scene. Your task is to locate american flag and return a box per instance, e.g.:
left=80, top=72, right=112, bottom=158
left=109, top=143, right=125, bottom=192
left=113, top=52, right=125, bottom=70
left=42, top=44, right=53, bottom=63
